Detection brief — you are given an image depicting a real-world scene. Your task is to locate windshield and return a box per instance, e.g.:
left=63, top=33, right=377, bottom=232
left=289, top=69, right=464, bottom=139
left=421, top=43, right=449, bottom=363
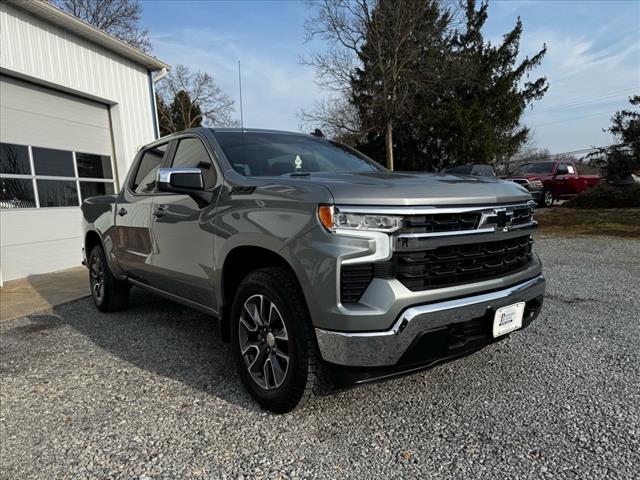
left=445, top=165, right=473, bottom=175
left=514, top=162, right=554, bottom=174
left=212, top=131, right=385, bottom=176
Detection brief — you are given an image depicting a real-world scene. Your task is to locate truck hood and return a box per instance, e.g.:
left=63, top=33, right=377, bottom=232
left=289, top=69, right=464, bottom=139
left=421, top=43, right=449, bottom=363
left=264, top=171, right=532, bottom=206
left=505, top=174, right=547, bottom=181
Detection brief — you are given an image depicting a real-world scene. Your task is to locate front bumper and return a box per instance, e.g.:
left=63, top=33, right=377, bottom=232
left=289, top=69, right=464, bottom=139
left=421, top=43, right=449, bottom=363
left=316, top=275, right=545, bottom=369
left=528, top=189, right=544, bottom=201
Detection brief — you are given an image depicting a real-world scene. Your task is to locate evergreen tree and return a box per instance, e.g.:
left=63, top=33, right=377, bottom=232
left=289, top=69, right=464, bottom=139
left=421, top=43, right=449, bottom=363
left=593, top=95, right=640, bottom=183
left=156, top=93, right=172, bottom=137
left=304, top=0, right=549, bottom=171
left=421, top=0, right=548, bottom=169
left=169, top=91, right=203, bottom=132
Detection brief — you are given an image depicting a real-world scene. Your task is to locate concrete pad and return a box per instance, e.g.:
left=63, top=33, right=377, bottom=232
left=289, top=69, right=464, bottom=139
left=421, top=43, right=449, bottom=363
left=0, top=267, right=89, bottom=321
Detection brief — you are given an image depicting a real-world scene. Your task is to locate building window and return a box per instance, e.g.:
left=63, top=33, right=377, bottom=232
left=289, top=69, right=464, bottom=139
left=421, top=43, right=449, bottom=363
left=0, top=143, right=30, bottom=175
left=32, top=147, right=75, bottom=177
left=80, top=181, right=115, bottom=199
left=36, top=180, right=78, bottom=207
left=76, top=152, right=113, bottom=179
left=0, top=177, right=36, bottom=209
left=0, top=142, right=116, bottom=209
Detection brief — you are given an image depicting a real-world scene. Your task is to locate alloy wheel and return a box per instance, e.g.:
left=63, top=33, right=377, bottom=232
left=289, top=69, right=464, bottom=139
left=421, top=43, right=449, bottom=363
left=544, top=190, right=553, bottom=207
left=238, top=294, right=290, bottom=390
left=90, top=254, right=105, bottom=302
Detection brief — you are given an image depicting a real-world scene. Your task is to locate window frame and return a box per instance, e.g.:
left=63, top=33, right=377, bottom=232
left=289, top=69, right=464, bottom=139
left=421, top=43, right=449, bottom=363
left=556, top=163, right=569, bottom=175
left=0, top=142, right=116, bottom=210
left=127, top=140, right=173, bottom=197
left=168, top=134, right=219, bottom=190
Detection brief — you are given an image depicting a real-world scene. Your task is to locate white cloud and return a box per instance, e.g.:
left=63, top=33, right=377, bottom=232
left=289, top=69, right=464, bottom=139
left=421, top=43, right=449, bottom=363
left=520, top=27, right=639, bottom=151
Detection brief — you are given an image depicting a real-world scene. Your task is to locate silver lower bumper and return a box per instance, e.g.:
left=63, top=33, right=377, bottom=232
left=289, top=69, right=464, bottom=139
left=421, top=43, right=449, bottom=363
left=315, top=275, right=545, bottom=367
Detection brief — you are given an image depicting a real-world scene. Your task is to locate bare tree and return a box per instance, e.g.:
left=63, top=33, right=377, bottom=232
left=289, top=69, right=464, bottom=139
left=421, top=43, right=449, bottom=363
left=299, top=95, right=364, bottom=142
left=303, top=0, right=452, bottom=170
left=52, top=0, right=152, bottom=52
left=156, top=65, right=237, bottom=134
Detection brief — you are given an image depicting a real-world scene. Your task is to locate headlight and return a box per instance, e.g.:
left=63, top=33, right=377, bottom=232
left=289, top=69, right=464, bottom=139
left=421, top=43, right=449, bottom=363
left=530, top=180, right=543, bottom=189
left=318, top=205, right=402, bottom=233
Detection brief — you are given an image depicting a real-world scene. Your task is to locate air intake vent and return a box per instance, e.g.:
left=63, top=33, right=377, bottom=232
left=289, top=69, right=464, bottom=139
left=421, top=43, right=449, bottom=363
left=340, top=264, right=374, bottom=303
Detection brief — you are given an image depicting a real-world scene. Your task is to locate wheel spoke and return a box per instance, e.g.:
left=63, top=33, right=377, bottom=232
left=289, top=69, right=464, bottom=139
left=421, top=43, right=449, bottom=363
left=269, top=354, right=287, bottom=387
left=240, top=342, right=260, bottom=357
left=243, top=295, right=265, bottom=327
left=239, top=315, right=257, bottom=333
left=273, top=327, right=288, bottom=342
left=274, top=349, right=289, bottom=363
left=267, top=301, right=280, bottom=327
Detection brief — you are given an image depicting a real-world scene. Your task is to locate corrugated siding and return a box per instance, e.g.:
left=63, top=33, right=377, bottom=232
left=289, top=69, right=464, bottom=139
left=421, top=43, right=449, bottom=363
left=0, top=2, right=156, bottom=183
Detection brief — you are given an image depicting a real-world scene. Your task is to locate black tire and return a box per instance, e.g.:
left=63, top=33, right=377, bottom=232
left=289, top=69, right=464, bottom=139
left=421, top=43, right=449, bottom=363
left=540, top=189, right=554, bottom=208
left=88, top=244, right=130, bottom=312
left=230, top=267, right=318, bottom=413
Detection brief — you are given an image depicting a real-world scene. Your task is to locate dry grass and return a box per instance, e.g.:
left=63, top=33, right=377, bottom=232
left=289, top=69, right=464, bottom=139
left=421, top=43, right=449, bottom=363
left=535, top=207, right=640, bottom=238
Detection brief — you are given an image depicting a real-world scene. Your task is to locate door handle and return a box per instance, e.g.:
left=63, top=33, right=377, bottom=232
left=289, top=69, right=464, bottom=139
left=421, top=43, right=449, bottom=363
left=153, top=205, right=168, bottom=217
left=118, top=208, right=128, bottom=216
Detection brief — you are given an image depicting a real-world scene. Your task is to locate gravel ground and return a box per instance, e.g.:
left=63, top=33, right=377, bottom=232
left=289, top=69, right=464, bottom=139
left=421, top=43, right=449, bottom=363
left=1, top=236, right=639, bottom=479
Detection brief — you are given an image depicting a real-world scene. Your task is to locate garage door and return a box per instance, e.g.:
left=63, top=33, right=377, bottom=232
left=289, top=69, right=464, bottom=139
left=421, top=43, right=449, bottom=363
left=0, top=75, right=116, bottom=283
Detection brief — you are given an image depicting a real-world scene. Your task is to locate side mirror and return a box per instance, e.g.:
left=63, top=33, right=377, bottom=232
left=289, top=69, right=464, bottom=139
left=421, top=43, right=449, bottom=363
left=157, top=167, right=213, bottom=208
left=157, top=168, right=204, bottom=194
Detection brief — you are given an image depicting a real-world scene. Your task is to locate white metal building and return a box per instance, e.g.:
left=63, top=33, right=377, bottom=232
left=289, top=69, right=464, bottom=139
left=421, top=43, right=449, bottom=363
left=0, top=0, right=169, bottom=284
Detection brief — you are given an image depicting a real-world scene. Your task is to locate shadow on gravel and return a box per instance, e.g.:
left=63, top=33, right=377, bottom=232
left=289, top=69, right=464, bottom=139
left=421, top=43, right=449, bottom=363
left=22, top=287, right=256, bottom=410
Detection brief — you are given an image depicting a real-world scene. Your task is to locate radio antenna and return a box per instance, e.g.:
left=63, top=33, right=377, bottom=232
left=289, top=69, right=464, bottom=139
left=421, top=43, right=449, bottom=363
left=238, top=60, right=244, bottom=130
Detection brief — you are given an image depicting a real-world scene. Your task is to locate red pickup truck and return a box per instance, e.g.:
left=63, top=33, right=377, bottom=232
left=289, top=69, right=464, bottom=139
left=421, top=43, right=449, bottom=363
left=505, top=160, right=600, bottom=208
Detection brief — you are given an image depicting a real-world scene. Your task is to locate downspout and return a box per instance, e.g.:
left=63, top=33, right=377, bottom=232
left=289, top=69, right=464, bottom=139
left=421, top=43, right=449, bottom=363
left=149, top=67, right=167, bottom=139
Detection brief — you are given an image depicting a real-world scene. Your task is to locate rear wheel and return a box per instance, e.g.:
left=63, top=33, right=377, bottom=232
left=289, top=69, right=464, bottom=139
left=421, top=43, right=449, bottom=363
left=231, top=267, right=317, bottom=413
left=89, top=244, right=130, bottom=312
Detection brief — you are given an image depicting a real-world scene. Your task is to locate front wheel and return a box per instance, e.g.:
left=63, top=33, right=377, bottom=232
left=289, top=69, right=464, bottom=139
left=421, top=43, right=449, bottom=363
left=539, top=189, right=554, bottom=208
left=231, top=267, right=318, bottom=413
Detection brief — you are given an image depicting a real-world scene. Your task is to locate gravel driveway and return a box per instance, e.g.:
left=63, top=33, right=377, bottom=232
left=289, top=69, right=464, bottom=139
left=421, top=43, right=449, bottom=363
left=1, top=236, right=639, bottom=479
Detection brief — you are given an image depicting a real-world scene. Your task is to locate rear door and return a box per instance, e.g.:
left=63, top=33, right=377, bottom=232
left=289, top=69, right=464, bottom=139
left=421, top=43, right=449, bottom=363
left=115, top=141, right=170, bottom=284
left=150, top=135, right=218, bottom=308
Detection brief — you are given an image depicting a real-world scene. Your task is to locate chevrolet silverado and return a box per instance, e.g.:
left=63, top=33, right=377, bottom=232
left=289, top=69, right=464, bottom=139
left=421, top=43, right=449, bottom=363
left=81, top=128, right=546, bottom=413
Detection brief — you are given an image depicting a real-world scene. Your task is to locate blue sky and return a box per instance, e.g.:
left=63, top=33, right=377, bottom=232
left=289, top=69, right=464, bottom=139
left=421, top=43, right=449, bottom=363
left=142, top=0, right=640, bottom=154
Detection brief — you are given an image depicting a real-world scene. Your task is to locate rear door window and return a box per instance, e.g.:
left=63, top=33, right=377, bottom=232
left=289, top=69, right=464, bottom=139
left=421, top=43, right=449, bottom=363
left=132, top=143, right=168, bottom=194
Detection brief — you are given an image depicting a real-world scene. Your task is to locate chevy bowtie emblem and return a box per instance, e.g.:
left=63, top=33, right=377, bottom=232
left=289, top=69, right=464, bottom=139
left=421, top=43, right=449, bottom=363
left=494, top=208, right=514, bottom=231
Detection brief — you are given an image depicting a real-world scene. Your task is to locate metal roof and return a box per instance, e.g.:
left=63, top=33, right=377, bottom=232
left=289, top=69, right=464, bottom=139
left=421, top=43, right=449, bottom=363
left=8, top=0, right=170, bottom=71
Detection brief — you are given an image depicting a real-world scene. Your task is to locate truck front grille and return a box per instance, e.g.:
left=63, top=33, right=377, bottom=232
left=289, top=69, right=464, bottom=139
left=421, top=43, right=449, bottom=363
left=393, top=235, right=533, bottom=291
left=402, top=212, right=481, bottom=234
left=511, top=208, right=533, bottom=226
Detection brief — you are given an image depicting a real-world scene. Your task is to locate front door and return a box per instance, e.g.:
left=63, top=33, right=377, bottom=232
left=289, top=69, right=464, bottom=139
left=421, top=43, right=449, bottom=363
left=116, top=142, right=169, bottom=284
left=150, top=136, right=218, bottom=309
left=553, top=162, right=571, bottom=197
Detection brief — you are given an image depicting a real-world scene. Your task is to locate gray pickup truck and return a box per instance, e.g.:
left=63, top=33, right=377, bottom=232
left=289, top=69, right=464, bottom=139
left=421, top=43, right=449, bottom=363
left=81, top=128, right=545, bottom=413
